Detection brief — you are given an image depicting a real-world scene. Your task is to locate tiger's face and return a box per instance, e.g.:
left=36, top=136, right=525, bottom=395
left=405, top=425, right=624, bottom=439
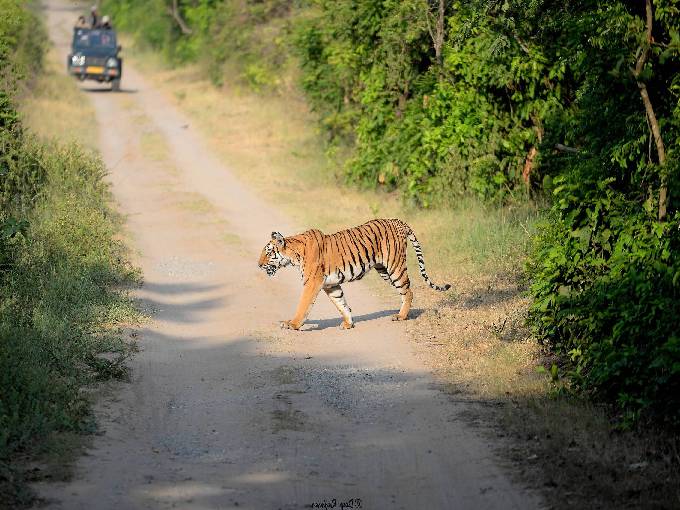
left=258, top=232, right=294, bottom=277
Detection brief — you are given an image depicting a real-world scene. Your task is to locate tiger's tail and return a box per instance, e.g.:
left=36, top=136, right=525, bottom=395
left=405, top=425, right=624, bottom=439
left=405, top=226, right=451, bottom=292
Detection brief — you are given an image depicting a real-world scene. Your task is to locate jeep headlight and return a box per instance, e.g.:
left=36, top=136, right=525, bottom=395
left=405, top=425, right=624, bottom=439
left=71, top=54, right=85, bottom=66
left=106, top=57, right=118, bottom=68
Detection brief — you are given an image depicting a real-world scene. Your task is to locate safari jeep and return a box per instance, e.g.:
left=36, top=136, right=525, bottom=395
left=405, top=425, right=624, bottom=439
left=67, top=28, right=122, bottom=91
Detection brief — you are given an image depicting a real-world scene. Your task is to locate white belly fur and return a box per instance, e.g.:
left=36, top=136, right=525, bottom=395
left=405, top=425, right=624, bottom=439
left=324, top=272, right=342, bottom=286
left=324, top=263, right=373, bottom=286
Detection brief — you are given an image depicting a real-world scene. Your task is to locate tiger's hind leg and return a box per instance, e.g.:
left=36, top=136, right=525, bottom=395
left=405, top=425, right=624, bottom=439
left=394, top=277, right=413, bottom=321
left=375, top=264, right=413, bottom=321
left=324, top=285, right=354, bottom=329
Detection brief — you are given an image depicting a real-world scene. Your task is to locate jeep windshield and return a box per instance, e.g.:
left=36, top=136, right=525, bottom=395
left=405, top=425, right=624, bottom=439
left=72, top=29, right=117, bottom=51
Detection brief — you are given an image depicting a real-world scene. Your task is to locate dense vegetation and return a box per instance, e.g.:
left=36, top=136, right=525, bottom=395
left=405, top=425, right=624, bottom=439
left=0, top=1, right=138, bottom=502
left=95, top=0, right=680, bottom=426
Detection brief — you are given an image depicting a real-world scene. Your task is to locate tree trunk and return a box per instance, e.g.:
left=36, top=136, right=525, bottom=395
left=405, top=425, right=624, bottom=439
left=632, top=0, right=668, bottom=221
left=522, top=119, right=544, bottom=188
left=522, top=146, right=538, bottom=187
left=638, top=82, right=668, bottom=219
left=436, top=0, right=445, bottom=64
left=168, top=0, right=193, bottom=35
left=425, top=0, right=446, bottom=65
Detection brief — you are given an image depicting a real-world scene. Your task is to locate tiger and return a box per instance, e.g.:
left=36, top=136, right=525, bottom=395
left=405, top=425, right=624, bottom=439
left=258, top=218, right=450, bottom=330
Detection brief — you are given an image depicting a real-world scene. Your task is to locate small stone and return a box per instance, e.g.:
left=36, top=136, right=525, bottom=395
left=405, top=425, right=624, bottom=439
left=628, top=461, right=649, bottom=471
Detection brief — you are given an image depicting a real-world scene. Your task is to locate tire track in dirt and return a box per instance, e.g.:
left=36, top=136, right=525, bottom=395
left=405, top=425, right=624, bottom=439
left=34, top=1, right=543, bottom=508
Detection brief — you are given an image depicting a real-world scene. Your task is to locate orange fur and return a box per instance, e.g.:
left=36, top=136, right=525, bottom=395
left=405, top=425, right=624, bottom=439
left=258, top=219, right=450, bottom=330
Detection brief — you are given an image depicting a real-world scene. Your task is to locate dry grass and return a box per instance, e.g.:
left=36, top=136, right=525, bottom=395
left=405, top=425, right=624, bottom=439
left=19, top=47, right=98, bottom=149
left=129, top=49, right=540, bottom=276
left=123, top=48, right=679, bottom=509
left=410, top=279, right=543, bottom=398
left=409, top=274, right=680, bottom=509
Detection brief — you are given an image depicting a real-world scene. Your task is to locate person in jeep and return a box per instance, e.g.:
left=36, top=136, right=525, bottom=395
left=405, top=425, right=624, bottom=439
left=90, top=6, right=99, bottom=28
left=67, top=23, right=123, bottom=91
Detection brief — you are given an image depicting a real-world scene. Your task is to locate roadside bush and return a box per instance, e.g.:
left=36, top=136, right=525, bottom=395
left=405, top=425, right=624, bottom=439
left=0, top=141, right=138, bottom=462
left=0, top=2, right=139, bottom=503
left=0, top=133, right=140, bottom=505
left=101, top=0, right=293, bottom=88
left=528, top=179, right=680, bottom=426
left=0, top=0, right=45, bottom=90
left=292, top=0, right=568, bottom=204
left=1, top=0, right=47, bottom=283
left=524, top=0, right=680, bottom=426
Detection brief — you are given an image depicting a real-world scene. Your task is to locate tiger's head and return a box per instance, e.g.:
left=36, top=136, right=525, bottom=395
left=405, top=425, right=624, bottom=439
left=258, top=232, right=296, bottom=277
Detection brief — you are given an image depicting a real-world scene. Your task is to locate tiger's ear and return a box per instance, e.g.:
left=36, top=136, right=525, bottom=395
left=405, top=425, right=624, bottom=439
left=271, top=231, right=285, bottom=248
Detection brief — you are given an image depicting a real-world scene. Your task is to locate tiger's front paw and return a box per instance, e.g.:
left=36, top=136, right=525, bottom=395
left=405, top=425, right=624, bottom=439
left=280, top=320, right=301, bottom=330
left=340, top=321, right=355, bottom=330
left=391, top=314, right=408, bottom=321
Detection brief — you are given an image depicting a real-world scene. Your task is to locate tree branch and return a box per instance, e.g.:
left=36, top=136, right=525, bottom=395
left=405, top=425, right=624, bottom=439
left=424, top=0, right=446, bottom=65
left=522, top=146, right=538, bottom=186
left=554, top=143, right=579, bottom=154
left=167, top=0, right=192, bottom=35
left=512, top=33, right=531, bottom=55
left=425, top=8, right=435, bottom=48
left=522, top=118, right=544, bottom=187
left=631, top=0, right=668, bottom=221
left=436, top=0, right=445, bottom=64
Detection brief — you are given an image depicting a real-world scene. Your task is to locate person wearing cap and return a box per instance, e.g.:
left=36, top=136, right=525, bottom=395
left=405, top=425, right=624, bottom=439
left=90, top=6, right=99, bottom=28
left=101, top=15, right=112, bottom=29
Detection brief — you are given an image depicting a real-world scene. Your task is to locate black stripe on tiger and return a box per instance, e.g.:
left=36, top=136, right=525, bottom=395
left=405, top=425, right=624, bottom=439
left=258, top=218, right=451, bottom=330
left=405, top=227, right=451, bottom=291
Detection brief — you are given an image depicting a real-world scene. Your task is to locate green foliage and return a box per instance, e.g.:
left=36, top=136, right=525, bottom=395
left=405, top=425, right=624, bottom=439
left=0, top=0, right=45, bottom=133
left=101, top=0, right=175, bottom=58
left=100, top=0, right=680, bottom=205
left=101, top=0, right=293, bottom=88
left=529, top=181, right=680, bottom=425
left=524, top=0, right=680, bottom=426
left=0, top=3, right=139, bottom=502
left=293, top=0, right=566, bottom=203
left=0, top=141, right=139, bottom=462
left=0, top=0, right=48, bottom=279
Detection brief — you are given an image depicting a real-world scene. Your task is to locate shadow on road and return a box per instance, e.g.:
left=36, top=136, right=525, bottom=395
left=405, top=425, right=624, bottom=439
left=80, top=86, right=138, bottom=94
left=306, top=308, right=425, bottom=330
left=137, top=280, right=226, bottom=325
left=138, top=279, right=424, bottom=330
left=76, top=334, right=505, bottom=510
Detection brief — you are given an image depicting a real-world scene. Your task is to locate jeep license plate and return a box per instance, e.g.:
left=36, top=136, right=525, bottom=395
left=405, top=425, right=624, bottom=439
left=87, top=66, right=104, bottom=74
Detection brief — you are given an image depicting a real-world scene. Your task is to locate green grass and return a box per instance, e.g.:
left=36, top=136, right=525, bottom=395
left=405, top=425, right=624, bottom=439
left=2, top=18, right=141, bottom=504
left=0, top=139, right=141, bottom=508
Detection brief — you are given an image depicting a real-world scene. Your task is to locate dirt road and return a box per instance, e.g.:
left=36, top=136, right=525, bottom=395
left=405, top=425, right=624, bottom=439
left=35, top=2, right=542, bottom=508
